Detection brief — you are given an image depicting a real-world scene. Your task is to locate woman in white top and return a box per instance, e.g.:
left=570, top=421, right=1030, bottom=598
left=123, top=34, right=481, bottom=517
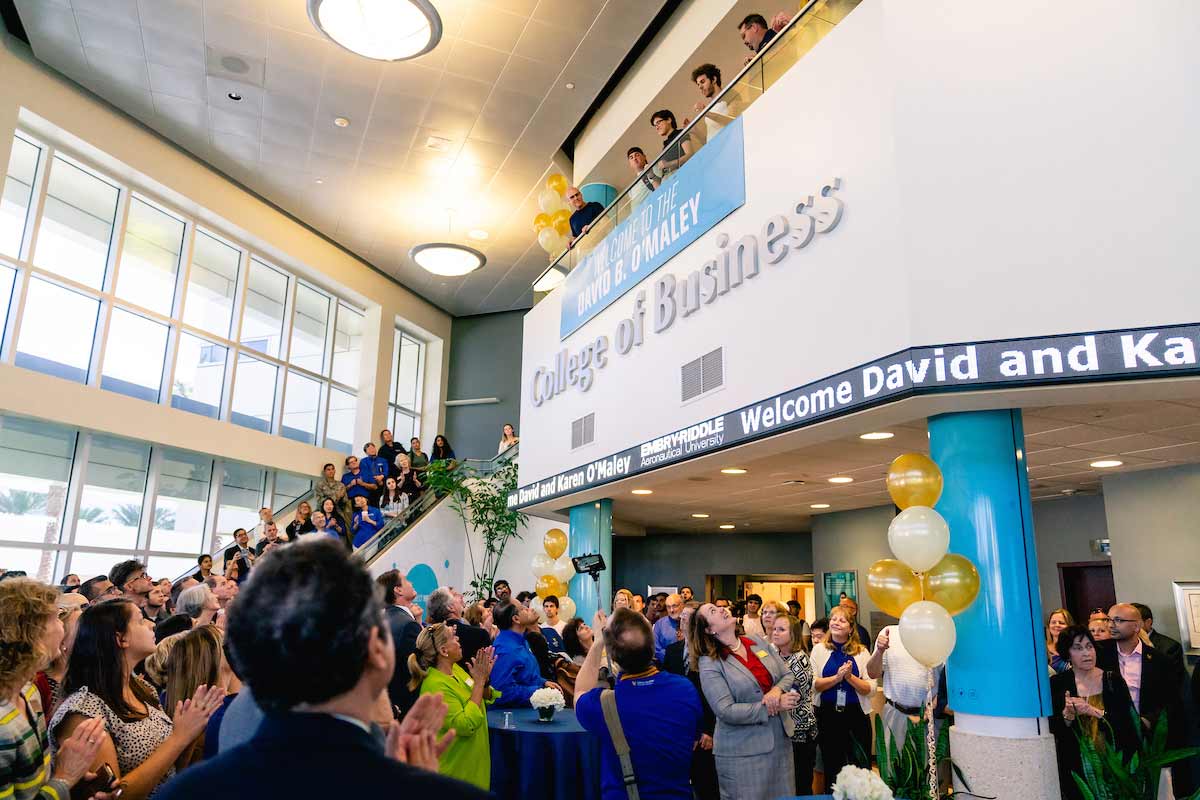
left=497, top=423, right=519, bottom=455
left=809, top=605, right=875, bottom=783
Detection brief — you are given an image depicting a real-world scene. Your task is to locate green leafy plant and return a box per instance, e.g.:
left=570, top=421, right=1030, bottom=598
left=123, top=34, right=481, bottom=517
left=77, top=506, right=108, bottom=523
left=0, top=489, right=48, bottom=515
left=1072, top=710, right=1200, bottom=800
left=873, top=714, right=971, bottom=800
left=112, top=504, right=175, bottom=530
left=425, top=457, right=527, bottom=601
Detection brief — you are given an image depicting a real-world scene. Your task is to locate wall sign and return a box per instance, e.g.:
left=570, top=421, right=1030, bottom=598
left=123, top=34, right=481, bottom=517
left=510, top=322, right=1200, bottom=508
left=559, top=118, right=747, bottom=340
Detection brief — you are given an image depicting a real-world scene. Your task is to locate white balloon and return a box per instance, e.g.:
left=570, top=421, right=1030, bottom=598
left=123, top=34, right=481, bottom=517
left=531, top=552, right=554, bottom=580
left=899, top=601, right=957, bottom=667
left=559, top=596, right=577, bottom=621
left=888, top=506, right=950, bottom=573
left=552, top=555, right=574, bottom=585
left=538, top=188, right=567, bottom=215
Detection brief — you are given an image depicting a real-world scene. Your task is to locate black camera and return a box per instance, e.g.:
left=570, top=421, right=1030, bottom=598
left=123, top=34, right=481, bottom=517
left=571, top=553, right=606, bottom=582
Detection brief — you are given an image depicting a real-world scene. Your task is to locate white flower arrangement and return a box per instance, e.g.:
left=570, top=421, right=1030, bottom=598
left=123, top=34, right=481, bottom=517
left=831, top=765, right=894, bottom=800
left=529, top=687, right=566, bottom=710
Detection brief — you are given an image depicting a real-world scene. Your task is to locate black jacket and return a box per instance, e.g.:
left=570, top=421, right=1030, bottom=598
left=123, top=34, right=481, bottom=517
left=1049, top=669, right=1139, bottom=800
left=222, top=544, right=253, bottom=583
left=386, top=605, right=422, bottom=715
left=379, top=441, right=407, bottom=469
left=157, top=711, right=486, bottom=800
left=1149, top=629, right=1186, bottom=688
left=1095, top=638, right=1183, bottom=739
left=664, top=640, right=716, bottom=736
left=448, top=619, right=491, bottom=668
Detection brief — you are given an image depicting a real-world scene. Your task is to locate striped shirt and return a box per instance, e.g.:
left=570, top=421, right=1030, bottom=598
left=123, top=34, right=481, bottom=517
left=0, top=683, right=70, bottom=800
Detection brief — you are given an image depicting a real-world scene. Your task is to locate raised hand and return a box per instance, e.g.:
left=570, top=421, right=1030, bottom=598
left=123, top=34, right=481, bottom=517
left=173, top=684, right=226, bottom=740
left=52, top=717, right=106, bottom=786
left=593, top=609, right=609, bottom=631
left=876, top=629, right=890, bottom=652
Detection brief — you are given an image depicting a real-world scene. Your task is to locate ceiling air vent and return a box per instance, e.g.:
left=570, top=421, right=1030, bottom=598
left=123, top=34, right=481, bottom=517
left=571, top=413, right=595, bottom=450
left=681, top=347, right=724, bottom=402
left=205, top=47, right=265, bottom=87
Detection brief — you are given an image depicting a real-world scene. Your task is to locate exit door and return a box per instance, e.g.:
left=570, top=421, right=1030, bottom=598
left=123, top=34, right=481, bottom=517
left=1058, top=561, right=1116, bottom=624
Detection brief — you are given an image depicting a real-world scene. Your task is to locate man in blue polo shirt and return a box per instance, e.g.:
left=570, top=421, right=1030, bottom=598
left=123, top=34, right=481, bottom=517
left=653, top=593, right=683, bottom=664
left=359, top=442, right=390, bottom=488
left=566, top=185, right=605, bottom=245
left=575, top=608, right=702, bottom=800
left=491, top=601, right=558, bottom=707
left=341, top=455, right=377, bottom=502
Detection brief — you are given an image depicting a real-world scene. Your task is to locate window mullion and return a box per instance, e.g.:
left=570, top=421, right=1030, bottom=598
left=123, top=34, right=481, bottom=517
left=139, top=447, right=164, bottom=552
left=20, top=140, right=53, bottom=271
left=1, top=267, right=30, bottom=365
left=205, top=459, right=224, bottom=554
left=56, top=431, right=91, bottom=581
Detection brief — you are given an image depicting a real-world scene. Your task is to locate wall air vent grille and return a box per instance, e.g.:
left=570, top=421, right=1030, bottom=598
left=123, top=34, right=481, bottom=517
left=571, top=412, right=595, bottom=450
left=682, top=347, right=724, bottom=401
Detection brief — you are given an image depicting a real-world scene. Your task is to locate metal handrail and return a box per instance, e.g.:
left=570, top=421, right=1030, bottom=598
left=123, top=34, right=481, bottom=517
left=532, top=0, right=824, bottom=291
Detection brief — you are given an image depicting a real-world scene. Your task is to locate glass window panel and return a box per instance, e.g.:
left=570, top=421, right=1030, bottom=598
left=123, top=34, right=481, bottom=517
left=74, top=435, right=150, bottom=550
left=0, top=415, right=75, bottom=550
left=393, top=331, right=422, bottom=410
left=100, top=309, right=168, bottom=402
left=149, top=449, right=211, bottom=554
left=325, top=388, right=356, bottom=454
left=240, top=259, right=288, bottom=358
left=331, top=304, right=363, bottom=387
left=183, top=231, right=240, bottom=337
left=214, top=462, right=263, bottom=551
left=0, top=544, right=60, bottom=582
left=272, top=472, right=311, bottom=511
left=145, top=554, right=200, bottom=582
left=231, top=353, right=277, bottom=433
left=16, top=278, right=100, bottom=383
left=60, top=550, right=125, bottom=584
left=391, top=409, right=417, bottom=445
left=281, top=371, right=320, bottom=444
left=33, top=157, right=119, bottom=289
left=289, top=283, right=329, bottom=372
left=1, top=135, right=41, bottom=258
left=114, top=197, right=184, bottom=315
left=0, top=264, right=15, bottom=351
left=172, top=333, right=226, bottom=419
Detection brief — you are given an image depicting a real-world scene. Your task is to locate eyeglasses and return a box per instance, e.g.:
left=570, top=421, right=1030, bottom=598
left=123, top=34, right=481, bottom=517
left=1109, top=616, right=1138, bottom=625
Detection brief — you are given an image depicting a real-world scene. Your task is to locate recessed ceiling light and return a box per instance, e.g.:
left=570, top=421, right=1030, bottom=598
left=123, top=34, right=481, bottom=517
left=719, top=524, right=736, bottom=530
left=810, top=503, right=831, bottom=509
left=565, top=82, right=576, bottom=89
left=226, top=92, right=243, bottom=101
left=409, top=242, right=486, bottom=277
left=860, top=432, right=894, bottom=440
left=691, top=513, right=709, bottom=518
left=307, top=0, right=443, bottom=62
left=1090, top=459, right=1123, bottom=468
left=314, top=177, right=324, bottom=184
left=782, top=479, right=805, bottom=486
left=1060, top=489, right=1077, bottom=495
left=333, top=116, right=351, bottom=128
left=828, top=476, right=854, bottom=484
left=533, top=265, right=567, bottom=293
left=631, top=489, right=653, bottom=495
left=720, top=468, right=748, bottom=475
left=467, top=229, right=489, bottom=241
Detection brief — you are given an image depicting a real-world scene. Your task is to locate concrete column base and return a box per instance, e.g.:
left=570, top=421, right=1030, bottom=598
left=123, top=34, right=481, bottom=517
left=950, top=725, right=1061, bottom=800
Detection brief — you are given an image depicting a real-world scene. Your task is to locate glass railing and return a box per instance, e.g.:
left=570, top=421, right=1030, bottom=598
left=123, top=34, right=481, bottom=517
left=354, top=446, right=519, bottom=566
left=532, top=0, right=861, bottom=296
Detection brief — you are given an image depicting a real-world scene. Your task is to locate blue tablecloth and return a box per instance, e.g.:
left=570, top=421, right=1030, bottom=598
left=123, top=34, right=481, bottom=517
left=488, top=708, right=601, bottom=800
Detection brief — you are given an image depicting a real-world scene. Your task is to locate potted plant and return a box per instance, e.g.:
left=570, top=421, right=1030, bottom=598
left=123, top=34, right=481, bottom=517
left=872, top=715, right=970, bottom=800
left=1072, top=711, right=1200, bottom=800
left=530, top=687, right=565, bottom=722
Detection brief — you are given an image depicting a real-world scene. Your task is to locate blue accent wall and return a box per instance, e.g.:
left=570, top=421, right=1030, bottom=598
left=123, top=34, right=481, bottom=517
left=445, top=311, right=524, bottom=460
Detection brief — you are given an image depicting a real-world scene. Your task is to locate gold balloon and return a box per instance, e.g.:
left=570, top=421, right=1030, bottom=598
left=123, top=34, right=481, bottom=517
left=543, top=528, right=568, bottom=559
left=921, top=553, right=981, bottom=616
left=551, top=208, right=571, bottom=237
left=886, top=453, right=943, bottom=510
left=546, top=173, right=569, bottom=196
left=536, top=574, right=567, bottom=599
left=533, top=212, right=552, bottom=231
left=865, top=558, right=924, bottom=619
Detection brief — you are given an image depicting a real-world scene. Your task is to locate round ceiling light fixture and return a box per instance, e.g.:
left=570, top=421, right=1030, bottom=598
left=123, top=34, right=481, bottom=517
left=810, top=503, right=831, bottom=509
left=308, top=0, right=443, bottom=62
left=409, top=242, right=486, bottom=277
left=859, top=431, right=894, bottom=440
left=1089, top=459, right=1123, bottom=469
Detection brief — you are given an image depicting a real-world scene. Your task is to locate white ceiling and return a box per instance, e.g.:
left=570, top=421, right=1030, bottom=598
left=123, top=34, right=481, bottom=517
left=607, top=398, right=1200, bottom=536
left=10, top=0, right=669, bottom=315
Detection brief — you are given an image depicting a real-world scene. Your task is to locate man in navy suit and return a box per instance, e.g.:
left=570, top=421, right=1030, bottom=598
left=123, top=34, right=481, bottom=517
left=379, top=568, right=423, bottom=716
left=157, top=538, right=485, bottom=800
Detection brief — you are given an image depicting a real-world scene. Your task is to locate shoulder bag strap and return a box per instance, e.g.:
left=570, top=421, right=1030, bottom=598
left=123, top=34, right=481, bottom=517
left=600, top=689, right=641, bottom=800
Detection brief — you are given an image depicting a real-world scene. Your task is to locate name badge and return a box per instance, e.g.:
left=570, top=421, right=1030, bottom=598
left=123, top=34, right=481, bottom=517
left=756, top=650, right=769, bottom=659
left=465, top=677, right=475, bottom=688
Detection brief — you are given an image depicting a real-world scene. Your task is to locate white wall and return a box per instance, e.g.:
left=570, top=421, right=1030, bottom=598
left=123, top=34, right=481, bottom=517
left=518, top=0, right=1200, bottom=492
left=1031, top=494, right=1109, bottom=616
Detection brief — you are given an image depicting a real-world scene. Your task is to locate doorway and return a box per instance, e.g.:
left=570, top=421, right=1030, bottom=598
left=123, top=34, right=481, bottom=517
left=706, top=574, right=816, bottom=623
left=1058, top=561, right=1116, bottom=625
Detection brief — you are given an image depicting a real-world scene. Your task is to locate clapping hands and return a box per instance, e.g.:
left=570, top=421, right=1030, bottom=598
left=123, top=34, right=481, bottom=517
left=386, top=693, right=456, bottom=772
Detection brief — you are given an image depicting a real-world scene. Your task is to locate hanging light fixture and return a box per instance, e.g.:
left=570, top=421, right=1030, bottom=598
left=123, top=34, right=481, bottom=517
left=410, top=208, right=486, bottom=277
left=308, top=0, right=443, bottom=62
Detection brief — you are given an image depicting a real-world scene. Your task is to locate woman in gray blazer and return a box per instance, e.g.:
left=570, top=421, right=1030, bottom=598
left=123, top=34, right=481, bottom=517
left=689, top=602, right=798, bottom=800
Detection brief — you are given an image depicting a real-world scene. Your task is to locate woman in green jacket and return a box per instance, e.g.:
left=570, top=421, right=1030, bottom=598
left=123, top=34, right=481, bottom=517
left=408, top=623, right=497, bottom=789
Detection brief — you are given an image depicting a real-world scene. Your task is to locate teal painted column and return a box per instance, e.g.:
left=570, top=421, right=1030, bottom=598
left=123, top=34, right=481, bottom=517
left=928, top=410, right=1052, bottom=721
left=580, top=182, right=617, bottom=208
left=568, top=499, right=612, bottom=621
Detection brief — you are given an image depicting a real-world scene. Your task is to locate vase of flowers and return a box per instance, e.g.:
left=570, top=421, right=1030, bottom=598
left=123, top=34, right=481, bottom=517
left=832, top=765, right=895, bottom=800
left=530, top=687, right=565, bottom=722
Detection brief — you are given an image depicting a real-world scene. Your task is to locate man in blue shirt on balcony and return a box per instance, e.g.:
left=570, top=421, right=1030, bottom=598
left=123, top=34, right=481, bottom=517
left=341, top=455, right=377, bottom=501
left=360, top=442, right=390, bottom=487
left=351, top=495, right=384, bottom=548
left=567, top=185, right=605, bottom=245
left=491, top=601, right=559, bottom=707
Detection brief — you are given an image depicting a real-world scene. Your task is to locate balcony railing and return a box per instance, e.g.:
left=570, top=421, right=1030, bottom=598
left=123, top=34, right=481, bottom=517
left=532, top=0, right=860, bottom=296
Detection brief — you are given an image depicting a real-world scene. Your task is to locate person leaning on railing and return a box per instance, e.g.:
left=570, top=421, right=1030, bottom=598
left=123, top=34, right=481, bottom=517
left=651, top=109, right=694, bottom=176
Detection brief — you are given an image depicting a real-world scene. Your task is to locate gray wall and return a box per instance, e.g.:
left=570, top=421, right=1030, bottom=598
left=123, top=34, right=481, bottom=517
left=445, top=311, right=524, bottom=461
left=613, top=531, right=814, bottom=600
left=811, top=505, right=896, bottom=620
left=1031, top=494, right=1109, bottom=617
left=1104, top=464, right=1200, bottom=645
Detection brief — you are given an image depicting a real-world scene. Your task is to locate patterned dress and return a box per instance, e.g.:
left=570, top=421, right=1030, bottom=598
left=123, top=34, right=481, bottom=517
left=783, top=651, right=818, bottom=743
left=49, top=680, right=175, bottom=795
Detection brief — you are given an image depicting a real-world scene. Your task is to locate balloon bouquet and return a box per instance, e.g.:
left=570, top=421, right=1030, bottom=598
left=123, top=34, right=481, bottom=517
left=532, top=174, right=572, bottom=260
left=530, top=527, right=576, bottom=623
left=866, top=453, right=981, bottom=799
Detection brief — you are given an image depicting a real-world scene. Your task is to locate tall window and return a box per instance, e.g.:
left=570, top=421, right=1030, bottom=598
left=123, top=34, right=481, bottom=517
left=0, top=132, right=367, bottom=447
left=0, top=417, right=75, bottom=577
left=388, top=328, right=424, bottom=446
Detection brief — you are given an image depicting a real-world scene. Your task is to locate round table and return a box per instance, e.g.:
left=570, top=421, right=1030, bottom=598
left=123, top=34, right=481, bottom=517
left=488, top=707, right=601, bottom=800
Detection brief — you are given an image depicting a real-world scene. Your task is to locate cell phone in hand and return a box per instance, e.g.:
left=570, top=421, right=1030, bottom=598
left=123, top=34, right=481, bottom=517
left=74, top=762, right=117, bottom=799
